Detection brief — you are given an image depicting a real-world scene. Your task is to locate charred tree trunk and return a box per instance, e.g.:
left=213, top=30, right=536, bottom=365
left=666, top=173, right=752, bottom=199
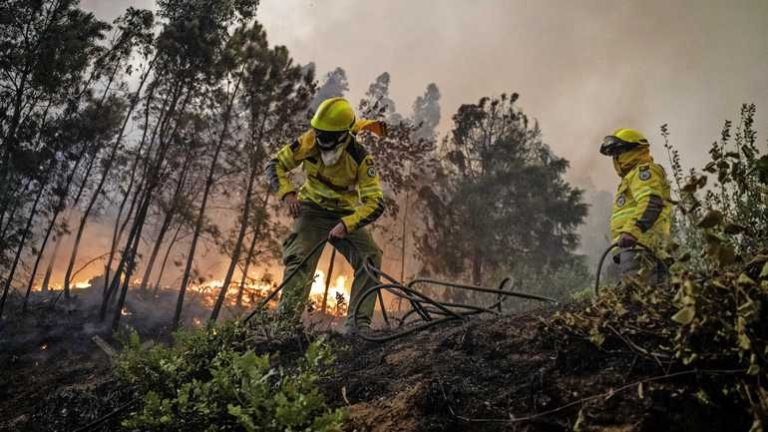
left=209, top=165, right=259, bottom=322
left=105, top=85, right=166, bottom=290
left=100, top=83, right=191, bottom=323
left=40, top=236, right=63, bottom=292
left=138, top=153, right=190, bottom=292
left=154, top=223, right=182, bottom=295
left=22, top=145, right=94, bottom=311
left=472, top=254, right=483, bottom=286
left=138, top=209, right=175, bottom=293
left=111, top=189, right=152, bottom=331
left=174, top=76, right=242, bottom=329
left=234, top=194, right=269, bottom=308
left=0, top=177, right=31, bottom=247
left=0, top=178, right=47, bottom=317
left=62, top=59, right=156, bottom=298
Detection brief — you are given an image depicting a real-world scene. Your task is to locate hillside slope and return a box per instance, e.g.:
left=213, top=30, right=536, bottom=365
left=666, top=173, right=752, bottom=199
left=2, top=288, right=759, bottom=432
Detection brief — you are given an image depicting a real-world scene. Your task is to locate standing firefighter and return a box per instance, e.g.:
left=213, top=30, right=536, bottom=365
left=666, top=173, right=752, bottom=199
left=600, top=128, right=672, bottom=284
left=266, top=97, right=386, bottom=330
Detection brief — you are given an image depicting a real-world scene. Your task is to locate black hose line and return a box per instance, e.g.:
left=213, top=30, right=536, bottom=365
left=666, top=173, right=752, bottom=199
left=593, top=242, right=669, bottom=296
left=242, top=238, right=559, bottom=343
left=71, top=399, right=139, bottom=432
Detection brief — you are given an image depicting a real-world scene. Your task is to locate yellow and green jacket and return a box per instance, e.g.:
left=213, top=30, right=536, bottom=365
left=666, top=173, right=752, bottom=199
left=265, top=120, right=386, bottom=232
left=610, top=148, right=672, bottom=252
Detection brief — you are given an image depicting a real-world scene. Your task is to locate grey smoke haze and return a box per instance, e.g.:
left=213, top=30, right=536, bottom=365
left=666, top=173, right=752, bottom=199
left=412, top=83, right=442, bottom=142
left=74, top=0, right=768, bottom=276
left=82, top=0, right=768, bottom=191
left=311, top=66, right=350, bottom=110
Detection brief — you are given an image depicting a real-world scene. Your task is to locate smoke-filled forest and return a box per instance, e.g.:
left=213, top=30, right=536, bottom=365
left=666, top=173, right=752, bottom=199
left=1, top=1, right=768, bottom=431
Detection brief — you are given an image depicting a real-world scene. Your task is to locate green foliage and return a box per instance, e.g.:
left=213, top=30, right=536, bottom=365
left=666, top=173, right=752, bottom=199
left=664, top=105, right=768, bottom=265
left=553, top=109, right=768, bottom=428
left=116, top=322, right=345, bottom=431
left=417, top=93, right=588, bottom=291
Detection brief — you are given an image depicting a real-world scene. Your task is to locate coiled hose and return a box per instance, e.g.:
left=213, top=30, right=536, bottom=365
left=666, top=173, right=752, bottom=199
left=243, top=238, right=558, bottom=342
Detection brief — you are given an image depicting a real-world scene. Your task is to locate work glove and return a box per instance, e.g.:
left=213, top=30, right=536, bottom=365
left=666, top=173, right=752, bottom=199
left=617, top=232, right=637, bottom=249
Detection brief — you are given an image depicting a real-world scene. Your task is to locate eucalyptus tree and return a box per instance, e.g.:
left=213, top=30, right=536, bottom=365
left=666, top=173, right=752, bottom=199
left=99, top=0, right=260, bottom=330
left=59, top=9, right=156, bottom=298
left=209, top=23, right=314, bottom=322
left=0, top=1, right=138, bottom=316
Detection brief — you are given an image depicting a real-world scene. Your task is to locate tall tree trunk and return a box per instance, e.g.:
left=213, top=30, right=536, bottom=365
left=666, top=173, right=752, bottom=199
left=104, top=82, right=192, bottom=326
left=0, top=179, right=46, bottom=317
left=234, top=193, right=270, bottom=307
left=234, top=236, right=256, bottom=308
left=209, top=166, right=259, bottom=322
left=138, top=150, right=191, bottom=293
left=154, top=223, right=182, bottom=295
left=111, top=191, right=151, bottom=330
left=174, top=77, right=242, bottom=329
left=0, top=177, right=31, bottom=247
left=62, top=58, right=156, bottom=297
left=471, top=254, right=483, bottom=286
left=22, top=208, right=58, bottom=311
left=138, top=209, right=175, bottom=293
left=397, top=189, right=411, bottom=312
left=22, top=144, right=92, bottom=311
left=40, top=236, right=63, bottom=292
left=320, top=249, right=337, bottom=315
left=104, top=84, right=166, bottom=289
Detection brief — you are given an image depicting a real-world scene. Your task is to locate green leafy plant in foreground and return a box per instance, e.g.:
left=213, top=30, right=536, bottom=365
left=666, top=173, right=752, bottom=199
left=116, top=322, right=345, bottom=431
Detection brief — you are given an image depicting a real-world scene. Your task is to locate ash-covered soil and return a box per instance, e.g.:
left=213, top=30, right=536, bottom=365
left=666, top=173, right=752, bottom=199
left=0, top=300, right=753, bottom=432
left=323, top=308, right=750, bottom=431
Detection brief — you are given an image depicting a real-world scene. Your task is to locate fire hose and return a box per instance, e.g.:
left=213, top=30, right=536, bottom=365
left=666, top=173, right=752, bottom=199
left=243, top=238, right=558, bottom=342
left=593, top=242, right=669, bottom=296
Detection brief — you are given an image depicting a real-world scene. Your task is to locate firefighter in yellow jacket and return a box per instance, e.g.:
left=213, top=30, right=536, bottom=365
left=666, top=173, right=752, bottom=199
left=600, top=128, right=671, bottom=283
left=266, top=97, right=386, bottom=329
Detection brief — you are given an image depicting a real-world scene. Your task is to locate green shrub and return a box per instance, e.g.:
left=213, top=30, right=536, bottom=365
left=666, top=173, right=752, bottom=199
left=549, top=108, right=768, bottom=429
left=116, top=322, right=345, bottom=431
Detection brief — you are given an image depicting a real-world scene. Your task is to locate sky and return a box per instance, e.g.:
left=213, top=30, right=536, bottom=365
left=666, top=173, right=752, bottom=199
left=81, top=0, right=768, bottom=191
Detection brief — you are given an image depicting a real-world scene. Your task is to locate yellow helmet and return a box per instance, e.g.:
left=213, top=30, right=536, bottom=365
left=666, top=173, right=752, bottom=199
left=311, top=97, right=356, bottom=132
left=600, top=128, right=649, bottom=156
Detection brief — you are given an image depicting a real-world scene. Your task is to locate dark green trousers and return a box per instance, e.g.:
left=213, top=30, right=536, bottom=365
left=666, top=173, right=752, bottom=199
left=614, top=249, right=668, bottom=286
left=277, top=203, right=382, bottom=326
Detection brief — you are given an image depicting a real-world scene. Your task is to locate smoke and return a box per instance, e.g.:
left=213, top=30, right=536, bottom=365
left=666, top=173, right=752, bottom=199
left=363, top=72, right=402, bottom=123
left=412, top=83, right=441, bottom=142
left=254, top=0, right=768, bottom=189
left=82, top=0, right=768, bottom=187
left=310, top=66, right=350, bottom=110
left=75, top=0, right=768, bottom=275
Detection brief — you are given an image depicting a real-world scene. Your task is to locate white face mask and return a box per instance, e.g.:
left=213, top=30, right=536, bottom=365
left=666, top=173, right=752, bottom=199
left=320, top=145, right=345, bottom=166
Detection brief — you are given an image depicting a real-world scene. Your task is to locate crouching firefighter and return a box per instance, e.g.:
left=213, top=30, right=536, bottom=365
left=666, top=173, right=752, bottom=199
left=265, top=97, right=387, bottom=331
left=600, top=128, right=672, bottom=285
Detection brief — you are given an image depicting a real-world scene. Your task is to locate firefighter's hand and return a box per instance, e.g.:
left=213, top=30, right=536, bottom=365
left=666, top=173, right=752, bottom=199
left=617, top=233, right=637, bottom=248
left=329, top=222, right=348, bottom=239
left=283, top=193, right=301, bottom=218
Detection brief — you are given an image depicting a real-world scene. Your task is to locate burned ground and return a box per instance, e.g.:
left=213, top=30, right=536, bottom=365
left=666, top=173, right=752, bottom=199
left=1, top=292, right=754, bottom=432
left=323, top=307, right=750, bottom=432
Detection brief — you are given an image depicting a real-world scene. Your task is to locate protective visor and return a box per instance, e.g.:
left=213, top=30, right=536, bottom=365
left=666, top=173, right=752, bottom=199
left=599, top=135, right=639, bottom=156
left=315, top=129, right=349, bottom=150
